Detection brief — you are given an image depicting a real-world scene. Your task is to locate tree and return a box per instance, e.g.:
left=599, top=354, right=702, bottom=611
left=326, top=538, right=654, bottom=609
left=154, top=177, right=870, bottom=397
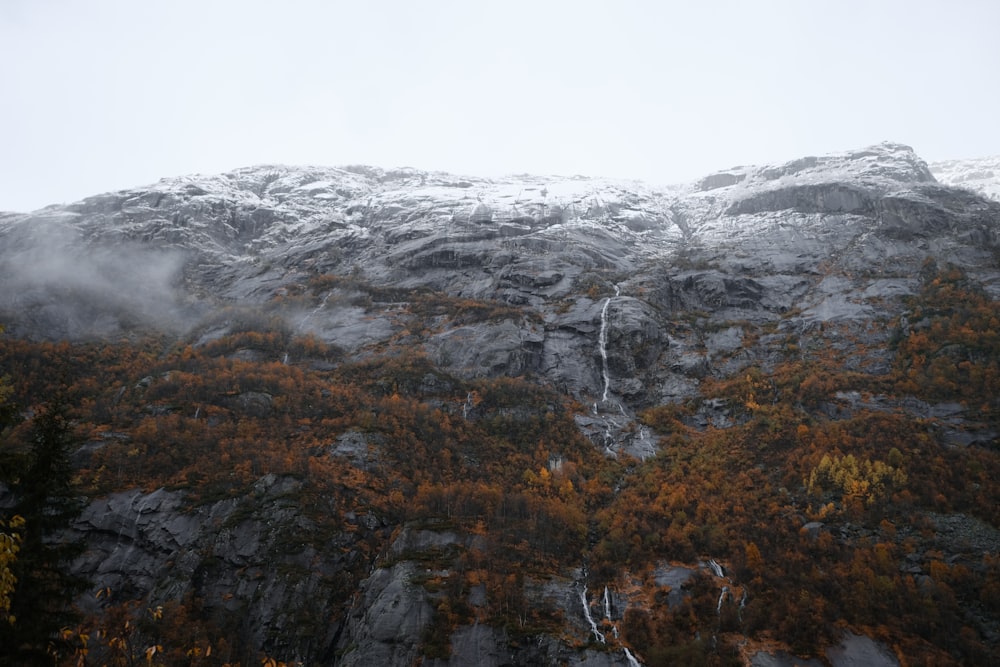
left=0, top=514, right=22, bottom=627
left=0, top=400, right=87, bottom=664
left=0, top=351, right=22, bottom=628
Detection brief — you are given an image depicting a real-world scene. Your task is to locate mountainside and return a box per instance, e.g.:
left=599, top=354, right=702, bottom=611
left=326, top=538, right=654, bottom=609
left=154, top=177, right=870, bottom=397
left=1, top=142, right=999, bottom=666
left=931, top=155, right=1000, bottom=203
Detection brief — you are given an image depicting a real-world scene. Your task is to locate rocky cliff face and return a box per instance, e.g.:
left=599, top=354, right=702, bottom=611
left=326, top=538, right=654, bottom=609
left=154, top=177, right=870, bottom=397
left=6, top=143, right=998, bottom=405
left=2, top=142, right=999, bottom=665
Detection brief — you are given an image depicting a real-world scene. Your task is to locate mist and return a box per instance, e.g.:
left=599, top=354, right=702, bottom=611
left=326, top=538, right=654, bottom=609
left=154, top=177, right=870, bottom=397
left=0, top=215, right=193, bottom=340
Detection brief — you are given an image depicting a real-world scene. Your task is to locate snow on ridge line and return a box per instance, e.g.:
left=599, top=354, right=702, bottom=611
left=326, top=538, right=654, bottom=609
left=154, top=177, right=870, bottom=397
left=9, top=142, right=986, bottom=257
left=63, top=141, right=933, bottom=212
left=930, top=156, right=1000, bottom=202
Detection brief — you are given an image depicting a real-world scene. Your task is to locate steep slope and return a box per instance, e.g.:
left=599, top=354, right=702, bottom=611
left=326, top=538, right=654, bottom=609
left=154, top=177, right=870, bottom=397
left=1, top=142, right=999, bottom=666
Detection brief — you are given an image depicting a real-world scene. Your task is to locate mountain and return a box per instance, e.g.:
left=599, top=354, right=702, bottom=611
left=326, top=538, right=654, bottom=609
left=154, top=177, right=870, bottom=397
left=0, top=142, right=998, bottom=666
left=931, top=155, right=1000, bottom=202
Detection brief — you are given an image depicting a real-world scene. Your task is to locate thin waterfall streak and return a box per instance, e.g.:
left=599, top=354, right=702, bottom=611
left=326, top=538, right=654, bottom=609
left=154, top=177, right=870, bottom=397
left=298, top=291, right=332, bottom=330
left=580, top=587, right=605, bottom=644
left=599, top=297, right=612, bottom=402
left=597, top=284, right=622, bottom=404
left=717, top=586, right=729, bottom=615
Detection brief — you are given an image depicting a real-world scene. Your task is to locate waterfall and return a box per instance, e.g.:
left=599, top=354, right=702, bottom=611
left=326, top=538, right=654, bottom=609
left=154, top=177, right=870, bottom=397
left=579, top=580, right=643, bottom=664
left=598, top=296, right=613, bottom=403
left=708, top=559, right=725, bottom=579
left=298, top=291, right=333, bottom=330
left=716, top=586, right=729, bottom=615
left=603, top=422, right=617, bottom=457
left=600, top=586, right=621, bottom=639
left=462, top=392, right=474, bottom=420
left=579, top=586, right=605, bottom=644
left=597, top=285, right=621, bottom=404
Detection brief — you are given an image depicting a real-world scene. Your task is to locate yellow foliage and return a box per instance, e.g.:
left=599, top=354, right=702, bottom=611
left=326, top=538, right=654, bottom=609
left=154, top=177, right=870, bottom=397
left=806, top=454, right=907, bottom=506
left=745, top=541, right=764, bottom=573
left=0, top=515, right=24, bottom=625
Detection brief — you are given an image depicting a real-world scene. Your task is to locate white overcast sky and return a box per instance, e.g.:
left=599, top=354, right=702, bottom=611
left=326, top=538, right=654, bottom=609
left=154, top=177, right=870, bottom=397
left=2, top=0, right=998, bottom=212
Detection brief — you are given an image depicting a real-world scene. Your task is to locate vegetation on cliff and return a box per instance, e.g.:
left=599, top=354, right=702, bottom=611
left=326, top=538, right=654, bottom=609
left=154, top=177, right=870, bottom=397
left=0, top=263, right=998, bottom=665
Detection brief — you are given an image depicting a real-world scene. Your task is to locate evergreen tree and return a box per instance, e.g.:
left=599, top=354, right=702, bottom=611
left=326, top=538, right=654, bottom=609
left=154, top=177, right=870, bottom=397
left=0, top=401, right=87, bottom=665
left=0, top=360, right=22, bottom=631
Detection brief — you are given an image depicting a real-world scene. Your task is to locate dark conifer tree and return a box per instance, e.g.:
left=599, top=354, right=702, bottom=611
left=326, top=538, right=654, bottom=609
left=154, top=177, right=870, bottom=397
left=0, top=400, right=87, bottom=665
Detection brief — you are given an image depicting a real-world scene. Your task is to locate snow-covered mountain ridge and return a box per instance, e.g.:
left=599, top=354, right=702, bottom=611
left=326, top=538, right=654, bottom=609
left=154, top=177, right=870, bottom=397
left=930, top=154, right=1000, bottom=202
left=1, top=142, right=988, bottom=253
left=2, top=140, right=999, bottom=350
left=2, top=143, right=1000, bottom=666
left=3, top=140, right=999, bottom=432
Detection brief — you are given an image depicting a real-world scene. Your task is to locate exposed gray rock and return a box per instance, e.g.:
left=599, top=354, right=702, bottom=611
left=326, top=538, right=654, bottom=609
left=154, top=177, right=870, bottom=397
left=658, top=371, right=701, bottom=402
left=422, top=624, right=510, bottom=667
left=654, top=564, right=696, bottom=609
left=877, top=185, right=1000, bottom=241
left=928, top=513, right=1000, bottom=555
left=697, top=171, right=747, bottom=191
left=727, top=182, right=877, bottom=217
left=5, top=142, right=1000, bottom=665
left=601, top=296, right=664, bottom=383
left=688, top=397, right=733, bottom=430
left=70, top=480, right=366, bottom=660
left=421, top=623, right=640, bottom=667
left=3, top=142, right=994, bottom=357
left=657, top=271, right=770, bottom=314
left=750, top=651, right=824, bottom=667
left=705, top=326, right=744, bottom=357
left=300, top=303, right=398, bottom=351
left=331, top=430, right=385, bottom=471
left=827, top=392, right=999, bottom=445
left=336, top=562, right=434, bottom=667
left=227, top=390, right=273, bottom=416
left=425, top=318, right=544, bottom=378
left=389, top=526, right=465, bottom=555
left=803, top=276, right=872, bottom=322
left=752, top=631, right=899, bottom=667
left=825, top=631, right=900, bottom=667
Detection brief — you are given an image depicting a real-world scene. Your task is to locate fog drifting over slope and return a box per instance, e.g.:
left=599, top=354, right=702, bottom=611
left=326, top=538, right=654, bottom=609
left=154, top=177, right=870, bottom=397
left=0, top=215, right=190, bottom=339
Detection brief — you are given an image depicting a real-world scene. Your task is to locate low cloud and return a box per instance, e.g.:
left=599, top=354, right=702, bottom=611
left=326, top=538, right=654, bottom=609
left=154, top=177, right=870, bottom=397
left=0, top=215, right=193, bottom=339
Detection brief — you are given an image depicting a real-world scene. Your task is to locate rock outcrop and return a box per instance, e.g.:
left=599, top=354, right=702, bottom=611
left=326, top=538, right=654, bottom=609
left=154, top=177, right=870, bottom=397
left=70, top=476, right=380, bottom=661
left=2, top=141, right=998, bottom=665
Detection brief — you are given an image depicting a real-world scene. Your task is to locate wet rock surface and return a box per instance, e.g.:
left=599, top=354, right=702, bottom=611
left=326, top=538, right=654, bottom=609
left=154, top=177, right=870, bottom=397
left=70, top=476, right=374, bottom=660
left=3, top=142, right=998, bottom=665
